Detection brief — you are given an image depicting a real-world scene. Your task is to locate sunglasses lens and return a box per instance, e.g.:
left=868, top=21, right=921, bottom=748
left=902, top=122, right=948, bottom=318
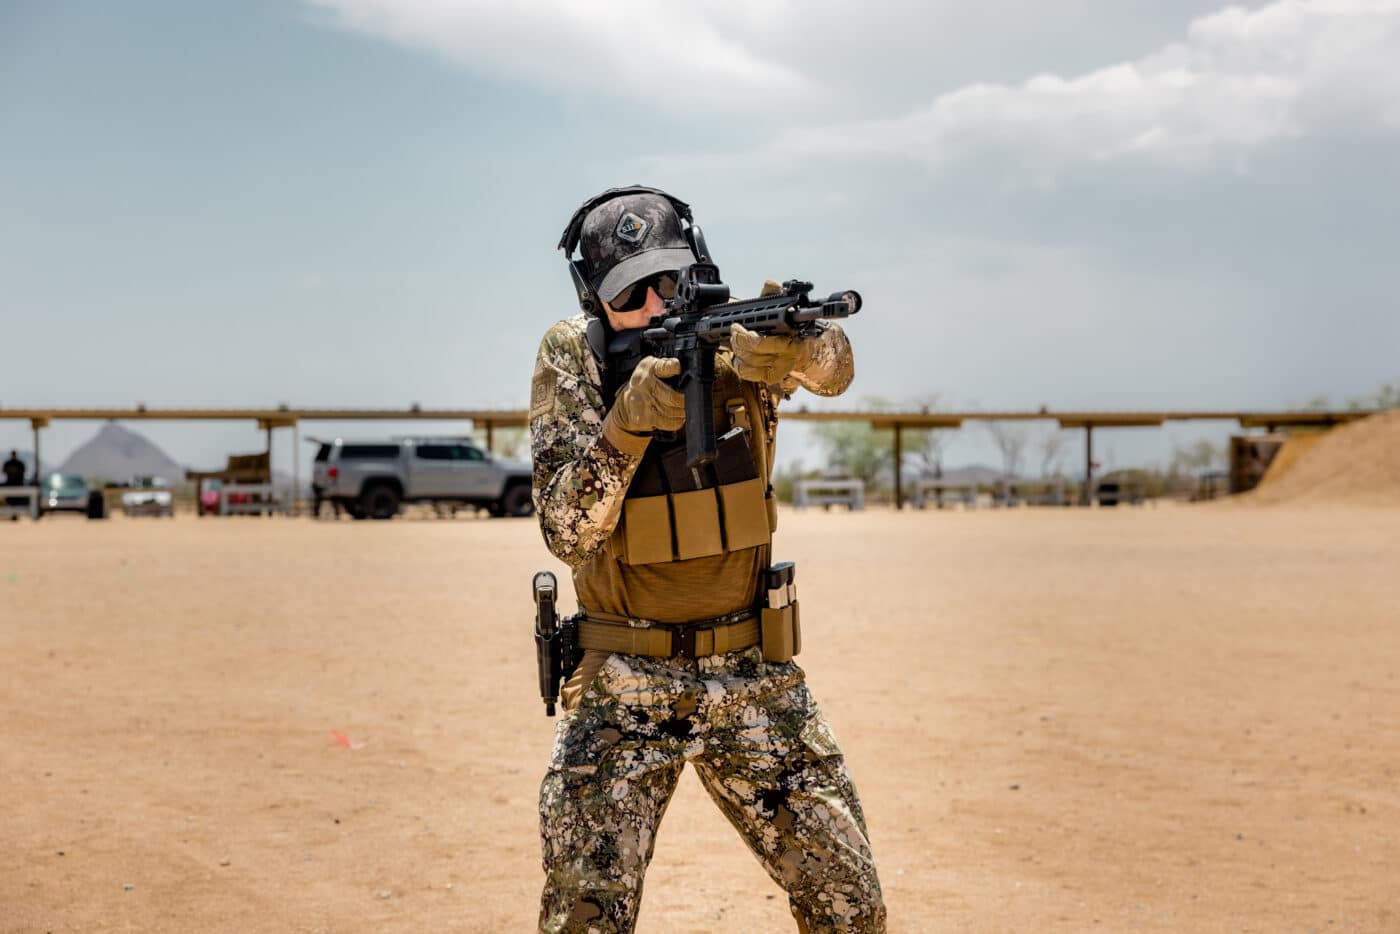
left=611, top=282, right=640, bottom=311
left=610, top=272, right=678, bottom=312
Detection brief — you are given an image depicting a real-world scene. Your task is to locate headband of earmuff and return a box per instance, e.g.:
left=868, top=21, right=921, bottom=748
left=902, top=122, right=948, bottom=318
left=557, top=185, right=693, bottom=262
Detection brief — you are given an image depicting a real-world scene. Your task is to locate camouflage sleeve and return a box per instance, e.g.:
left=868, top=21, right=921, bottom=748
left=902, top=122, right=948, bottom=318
left=530, top=320, right=650, bottom=568
left=785, top=321, right=855, bottom=398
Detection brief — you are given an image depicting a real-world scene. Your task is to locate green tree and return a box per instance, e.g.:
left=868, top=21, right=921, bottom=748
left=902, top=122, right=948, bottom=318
left=1171, top=440, right=1225, bottom=474
left=1303, top=394, right=1331, bottom=411
left=486, top=426, right=528, bottom=458
left=1305, top=382, right=1397, bottom=412
left=772, top=460, right=820, bottom=504
left=809, top=396, right=896, bottom=489
left=810, top=420, right=892, bottom=488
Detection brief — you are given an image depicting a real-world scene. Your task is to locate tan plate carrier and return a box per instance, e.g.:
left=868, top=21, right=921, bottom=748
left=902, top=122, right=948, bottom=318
left=593, top=387, right=797, bottom=661
left=615, top=390, right=778, bottom=566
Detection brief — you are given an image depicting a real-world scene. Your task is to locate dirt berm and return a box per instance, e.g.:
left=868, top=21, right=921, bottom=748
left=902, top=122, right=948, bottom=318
left=1248, top=408, right=1400, bottom=507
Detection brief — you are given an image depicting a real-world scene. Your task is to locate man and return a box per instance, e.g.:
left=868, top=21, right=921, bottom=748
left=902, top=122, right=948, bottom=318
left=3, top=450, right=24, bottom=486
left=531, top=187, right=885, bottom=933
left=3, top=450, right=27, bottom=520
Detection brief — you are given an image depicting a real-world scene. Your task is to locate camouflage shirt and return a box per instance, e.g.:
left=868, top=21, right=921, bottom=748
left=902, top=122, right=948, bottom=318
left=530, top=313, right=854, bottom=569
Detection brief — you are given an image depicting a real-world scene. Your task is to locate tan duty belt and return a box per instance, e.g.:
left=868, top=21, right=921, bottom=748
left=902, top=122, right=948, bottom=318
left=575, top=608, right=761, bottom=660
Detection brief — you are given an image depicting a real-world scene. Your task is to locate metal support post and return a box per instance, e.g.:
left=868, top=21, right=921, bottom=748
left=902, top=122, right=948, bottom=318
left=263, top=423, right=275, bottom=519
left=266, top=425, right=273, bottom=513
left=1082, top=423, right=1094, bottom=506
left=292, top=421, right=300, bottom=517
left=31, top=419, right=43, bottom=485
left=893, top=422, right=903, bottom=511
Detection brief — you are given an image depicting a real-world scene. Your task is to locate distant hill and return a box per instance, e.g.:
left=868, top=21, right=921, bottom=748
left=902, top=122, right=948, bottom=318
left=59, top=423, right=185, bottom=483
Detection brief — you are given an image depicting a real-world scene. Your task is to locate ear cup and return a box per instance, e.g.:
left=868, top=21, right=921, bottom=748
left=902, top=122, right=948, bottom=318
left=685, top=226, right=712, bottom=264
left=568, top=261, right=599, bottom=315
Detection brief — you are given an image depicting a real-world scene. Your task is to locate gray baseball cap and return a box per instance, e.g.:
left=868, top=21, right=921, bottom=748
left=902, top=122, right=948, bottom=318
left=580, top=193, right=696, bottom=303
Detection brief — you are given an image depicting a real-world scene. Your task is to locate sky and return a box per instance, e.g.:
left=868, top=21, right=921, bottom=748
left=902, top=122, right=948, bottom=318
left=2, top=0, right=1398, bottom=477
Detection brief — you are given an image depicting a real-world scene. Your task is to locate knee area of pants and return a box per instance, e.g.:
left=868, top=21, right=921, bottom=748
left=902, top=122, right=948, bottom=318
left=792, top=889, right=887, bottom=934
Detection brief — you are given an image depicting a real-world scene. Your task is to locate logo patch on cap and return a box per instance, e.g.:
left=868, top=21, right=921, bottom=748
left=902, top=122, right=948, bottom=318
left=615, top=212, right=649, bottom=244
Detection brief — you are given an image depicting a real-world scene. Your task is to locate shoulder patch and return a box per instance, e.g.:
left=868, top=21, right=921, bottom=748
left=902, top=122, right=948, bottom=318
left=531, top=364, right=557, bottom=420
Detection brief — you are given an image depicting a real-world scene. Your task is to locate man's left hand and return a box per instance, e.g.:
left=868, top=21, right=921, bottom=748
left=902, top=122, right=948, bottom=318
left=729, top=323, right=815, bottom=385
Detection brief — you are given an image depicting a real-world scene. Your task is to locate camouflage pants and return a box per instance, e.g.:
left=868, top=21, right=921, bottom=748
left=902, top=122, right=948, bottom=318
left=538, top=646, right=886, bottom=933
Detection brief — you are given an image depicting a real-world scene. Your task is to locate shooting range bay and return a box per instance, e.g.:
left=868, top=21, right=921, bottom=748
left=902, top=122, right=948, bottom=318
left=3, top=503, right=1397, bottom=932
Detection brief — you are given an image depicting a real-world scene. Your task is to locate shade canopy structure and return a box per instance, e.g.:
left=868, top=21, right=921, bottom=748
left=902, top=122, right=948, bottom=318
left=3, top=406, right=1372, bottom=431
left=781, top=408, right=1378, bottom=508
left=3, top=406, right=1379, bottom=511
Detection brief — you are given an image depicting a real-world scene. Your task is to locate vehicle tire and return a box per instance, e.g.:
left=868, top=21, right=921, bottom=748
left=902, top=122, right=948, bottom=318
left=499, top=483, right=535, bottom=518
left=361, top=483, right=401, bottom=520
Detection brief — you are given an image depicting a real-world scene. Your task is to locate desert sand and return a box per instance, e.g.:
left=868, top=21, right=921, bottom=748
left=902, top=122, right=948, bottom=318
left=1249, top=409, right=1400, bottom=508
left=3, top=503, right=1398, bottom=933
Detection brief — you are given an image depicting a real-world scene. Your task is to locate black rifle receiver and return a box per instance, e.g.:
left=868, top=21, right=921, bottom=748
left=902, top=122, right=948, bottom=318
left=640, top=263, right=861, bottom=476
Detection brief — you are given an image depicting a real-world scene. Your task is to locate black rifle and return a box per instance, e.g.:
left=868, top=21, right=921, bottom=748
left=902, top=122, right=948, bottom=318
left=611, top=263, right=861, bottom=479
left=533, top=571, right=578, bottom=717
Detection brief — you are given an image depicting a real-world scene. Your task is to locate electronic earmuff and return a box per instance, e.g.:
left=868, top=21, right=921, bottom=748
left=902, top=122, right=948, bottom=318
left=557, top=185, right=711, bottom=316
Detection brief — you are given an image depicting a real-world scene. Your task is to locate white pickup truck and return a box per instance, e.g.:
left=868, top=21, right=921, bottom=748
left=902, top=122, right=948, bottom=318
left=311, top=437, right=534, bottom=520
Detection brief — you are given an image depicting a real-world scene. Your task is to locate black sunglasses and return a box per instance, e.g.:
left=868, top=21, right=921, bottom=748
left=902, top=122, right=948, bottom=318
left=610, top=272, right=678, bottom=312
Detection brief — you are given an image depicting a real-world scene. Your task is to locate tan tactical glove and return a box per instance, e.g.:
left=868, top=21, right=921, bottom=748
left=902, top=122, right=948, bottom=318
left=607, top=356, right=686, bottom=436
left=729, top=322, right=815, bottom=385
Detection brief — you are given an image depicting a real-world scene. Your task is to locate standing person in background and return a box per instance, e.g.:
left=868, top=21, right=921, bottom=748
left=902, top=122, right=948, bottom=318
left=3, top=450, right=24, bottom=486
left=4, top=450, right=28, bottom=520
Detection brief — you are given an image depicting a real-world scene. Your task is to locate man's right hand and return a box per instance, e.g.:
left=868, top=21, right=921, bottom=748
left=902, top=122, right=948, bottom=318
left=608, top=357, right=686, bottom=435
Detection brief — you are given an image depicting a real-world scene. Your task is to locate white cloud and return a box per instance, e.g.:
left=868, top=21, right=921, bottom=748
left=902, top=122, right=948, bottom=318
left=303, top=0, right=812, bottom=110
left=309, top=0, right=1400, bottom=180
left=748, top=0, right=1400, bottom=177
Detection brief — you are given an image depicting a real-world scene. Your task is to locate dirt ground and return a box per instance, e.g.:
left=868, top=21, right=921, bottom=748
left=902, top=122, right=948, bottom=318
left=3, top=504, right=1398, bottom=933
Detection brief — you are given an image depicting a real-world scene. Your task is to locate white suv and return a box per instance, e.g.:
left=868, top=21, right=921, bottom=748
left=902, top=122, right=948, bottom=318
left=311, top=437, right=533, bottom=520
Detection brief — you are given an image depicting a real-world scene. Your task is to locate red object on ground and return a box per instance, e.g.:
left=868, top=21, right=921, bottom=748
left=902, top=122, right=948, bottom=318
left=330, top=730, right=352, bottom=749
